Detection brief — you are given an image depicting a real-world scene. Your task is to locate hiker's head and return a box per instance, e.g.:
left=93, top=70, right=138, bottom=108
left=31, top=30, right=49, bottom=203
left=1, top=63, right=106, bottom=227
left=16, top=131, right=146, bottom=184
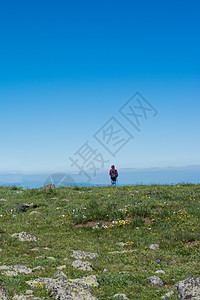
left=111, top=165, right=115, bottom=169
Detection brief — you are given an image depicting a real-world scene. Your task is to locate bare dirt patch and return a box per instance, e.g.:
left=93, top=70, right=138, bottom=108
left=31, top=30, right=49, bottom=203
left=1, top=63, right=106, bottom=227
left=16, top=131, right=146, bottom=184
left=144, top=217, right=153, bottom=225
left=185, top=240, right=200, bottom=247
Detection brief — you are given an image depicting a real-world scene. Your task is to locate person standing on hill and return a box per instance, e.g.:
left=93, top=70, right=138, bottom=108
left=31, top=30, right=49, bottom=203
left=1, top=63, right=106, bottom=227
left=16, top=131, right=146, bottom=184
left=109, top=165, right=118, bottom=186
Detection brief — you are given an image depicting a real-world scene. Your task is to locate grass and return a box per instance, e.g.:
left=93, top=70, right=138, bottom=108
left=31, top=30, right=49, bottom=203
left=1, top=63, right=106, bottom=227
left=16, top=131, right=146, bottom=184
left=0, top=184, right=200, bottom=299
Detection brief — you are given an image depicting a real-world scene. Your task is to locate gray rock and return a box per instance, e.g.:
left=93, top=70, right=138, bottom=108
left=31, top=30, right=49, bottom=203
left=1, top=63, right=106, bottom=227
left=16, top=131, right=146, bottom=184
left=161, top=291, right=174, bottom=299
left=31, top=247, right=50, bottom=251
left=23, top=203, right=34, bottom=207
left=71, top=250, right=99, bottom=260
left=117, top=242, right=128, bottom=247
left=72, top=260, right=93, bottom=271
left=0, top=283, right=10, bottom=299
left=12, top=296, right=42, bottom=300
left=117, top=242, right=132, bottom=248
left=43, top=184, right=55, bottom=191
left=25, top=290, right=33, bottom=295
left=11, top=265, right=32, bottom=274
left=109, top=250, right=136, bottom=255
left=32, top=266, right=45, bottom=271
left=56, top=265, right=66, bottom=270
left=47, top=257, right=56, bottom=260
left=29, top=211, right=41, bottom=215
left=54, top=271, right=68, bottom=279
left=2, top=270, right=18, bottom=276
left=155, top=270, right=166, bottom=274
left=27, top=275, right=98, bottom=299
left=0, top=265, right=10, bottom=270
left=147, top=276, right=163, bottom=287
left=0, top=265, right=32, bottom=275
left=11, top=232, right=38, bottom=242
left=113, top=293, right=129, bottom=299
left=103, top=269, right=109, bottom=273
left=0, top=198, right=8, bottom=201
left=69, top=275, right=99, bottom=287
left=175, top=277, right=200, bottom=299
left=149, top=244, right=159, bottom=250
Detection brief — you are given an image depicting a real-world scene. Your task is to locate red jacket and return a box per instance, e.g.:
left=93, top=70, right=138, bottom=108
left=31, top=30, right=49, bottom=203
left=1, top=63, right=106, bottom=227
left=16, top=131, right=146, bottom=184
left=109, top=165, right=118, bottom=177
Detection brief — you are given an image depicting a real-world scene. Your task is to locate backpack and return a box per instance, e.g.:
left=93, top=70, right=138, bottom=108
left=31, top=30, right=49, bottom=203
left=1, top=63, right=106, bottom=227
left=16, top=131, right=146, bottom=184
left=111, top=169, right=117, bottom=180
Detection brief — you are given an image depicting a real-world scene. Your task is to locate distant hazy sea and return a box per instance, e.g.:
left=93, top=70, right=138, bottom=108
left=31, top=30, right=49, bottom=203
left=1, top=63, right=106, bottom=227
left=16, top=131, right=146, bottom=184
left=0, top=166, right=199, bottom=188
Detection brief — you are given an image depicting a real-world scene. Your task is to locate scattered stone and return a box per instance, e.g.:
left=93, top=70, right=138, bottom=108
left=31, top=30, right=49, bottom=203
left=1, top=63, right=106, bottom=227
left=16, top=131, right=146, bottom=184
left=47, top=257, right=56, bottom=260
left=2, top=270, right=18, bottom=276
left=69, top=275, right=99, bottom=287
left=109, top=250, right=136, bottom=255
left=43, top=184, right=55, bottom=191
left=149, top=244, right=159, bottom=250
left=147, top=276, right=163, bottom=287
left=161, top=291, right=174, bottom=299
left=117, top=242, right=126, bottom=247
left=11, top=232, right=38, bottom=242
left=25, top=290, right=33, bottom=295
left=113, top=293, right=129, bottom=299
left=29, top=211, right=41, bottom=215
left=61, top=199, right=69, bottom=202
left=27, top=275, right=98, bottom=299
left=23, top=203, right=35, bottom=207
left=72, top=260, right=93, bottom=271
left=12, top=295, right=42, bottom=300
left=0, top=198, right=8, bottom=201
left=175, top=277, right=200, bottom=299
left=54, top=271, right=68, bottom=279
left=11, top=265, right=32, bottom=274
left=31, top=247, right=50, bottom=251
left=0, top=283, right=10, bottom=300
left=103, top=269, right=109, bottom=273
left=0, top=265, right=10, bottom=270
left=71, top=250, right=99, bottom=260
left=32, top=266, right=45, bottom=271
left=117, top=242, right=132, bottom=248
left=16, top=191, right=23, bottom=194
left=0, top=265, right=32, bottom=276
left=0, top=248, right=4, bottom=252
left=63, top=257, right=69, bottom=261
left=155, top=270, right=166, bottom=274
left=56, top=265, right=66, bottom=270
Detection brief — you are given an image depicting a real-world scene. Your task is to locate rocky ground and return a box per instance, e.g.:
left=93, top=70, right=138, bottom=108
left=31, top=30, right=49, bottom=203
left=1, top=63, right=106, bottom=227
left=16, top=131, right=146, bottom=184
left=0, top=184, right=200, bottom=299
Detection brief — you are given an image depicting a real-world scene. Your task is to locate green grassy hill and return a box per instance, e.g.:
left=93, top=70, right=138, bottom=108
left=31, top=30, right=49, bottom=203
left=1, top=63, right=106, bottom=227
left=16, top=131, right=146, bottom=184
left=0, top=184, right=200, bottom=299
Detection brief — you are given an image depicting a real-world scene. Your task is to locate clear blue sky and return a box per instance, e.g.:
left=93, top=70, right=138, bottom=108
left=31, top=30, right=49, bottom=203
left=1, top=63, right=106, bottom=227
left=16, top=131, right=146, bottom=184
left=0, top=0, right=199, bottom=175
